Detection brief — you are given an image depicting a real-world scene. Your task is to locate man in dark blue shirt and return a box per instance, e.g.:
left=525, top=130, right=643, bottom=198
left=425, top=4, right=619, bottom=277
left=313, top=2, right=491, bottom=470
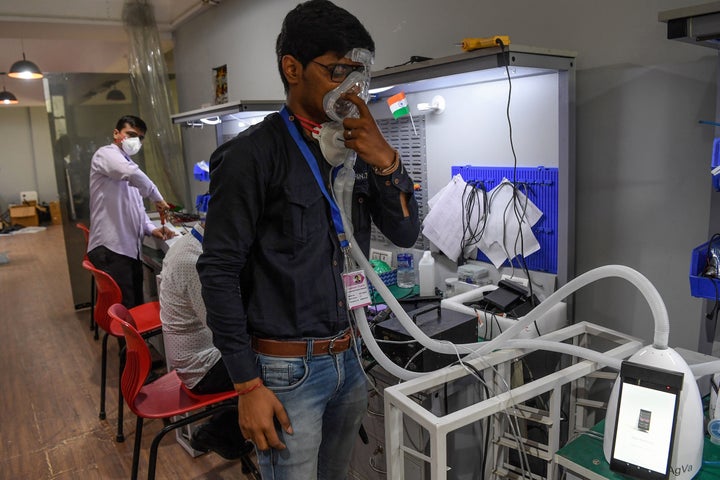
left=197, top=1, right=420, bottom=477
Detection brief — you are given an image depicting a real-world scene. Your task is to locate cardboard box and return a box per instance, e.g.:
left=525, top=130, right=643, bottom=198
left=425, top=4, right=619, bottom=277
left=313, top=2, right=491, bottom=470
left=9, top=205, right=39, bottom=227
left=49, top=201, right=62, bottom=225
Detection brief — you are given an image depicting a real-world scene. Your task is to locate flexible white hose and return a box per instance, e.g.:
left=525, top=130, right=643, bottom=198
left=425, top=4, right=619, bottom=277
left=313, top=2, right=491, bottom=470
left=354, top=306, right=424, bottom=380
left=689, top=359, right=720, bottom=377
left=469, top=264, right=670, bottom=356
left=334, top=147, right=669, bottom=380
left=352, top=245, right=670, bottom=357
left=501, top=339, right=623, bottom=370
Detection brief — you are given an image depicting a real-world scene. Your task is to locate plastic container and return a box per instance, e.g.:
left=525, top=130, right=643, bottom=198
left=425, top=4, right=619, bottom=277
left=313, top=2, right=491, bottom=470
left=457, top=263, right=490, bottom=285
left=396, top=251, right=415, bottom=289
left=690, top=240, right=720, bottom=299
left=444, top=277, right=459, bottom=297
left=418, top=251, right=435, bottom=296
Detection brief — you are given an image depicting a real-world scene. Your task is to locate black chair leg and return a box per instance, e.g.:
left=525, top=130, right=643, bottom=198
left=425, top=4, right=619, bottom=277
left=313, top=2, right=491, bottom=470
left=116, top=338, right=126, bottom=442
left=147, top=404, right=236, bottom=480
left=92, top=283, right=99, bottom=340
left=99, top=332, right=109, bottom=420
left=131, top=416, right=143, bottom=480
left=89, top=278, right=97, bottom=339
left=240, top=453, right=262, bottom=479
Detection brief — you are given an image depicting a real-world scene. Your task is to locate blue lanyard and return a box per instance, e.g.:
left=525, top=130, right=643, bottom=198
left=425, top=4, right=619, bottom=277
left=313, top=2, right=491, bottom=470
left=190, top=226, right=203, bottom=243
left=280, top=107, right=348, bottom=248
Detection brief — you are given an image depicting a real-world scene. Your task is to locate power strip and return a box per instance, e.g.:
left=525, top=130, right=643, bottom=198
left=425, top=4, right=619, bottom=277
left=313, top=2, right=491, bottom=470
left=500, top=274, right=528, bottom=288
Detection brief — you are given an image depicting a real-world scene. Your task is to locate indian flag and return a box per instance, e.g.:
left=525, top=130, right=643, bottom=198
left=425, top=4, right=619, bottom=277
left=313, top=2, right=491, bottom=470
left=387, top=92, right=410, bottom=119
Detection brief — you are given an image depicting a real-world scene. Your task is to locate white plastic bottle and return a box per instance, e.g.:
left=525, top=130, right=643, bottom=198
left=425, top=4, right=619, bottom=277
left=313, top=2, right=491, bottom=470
left=396, top=251, right=415, bottom=288
left=418, top=250, right=435, bottom=296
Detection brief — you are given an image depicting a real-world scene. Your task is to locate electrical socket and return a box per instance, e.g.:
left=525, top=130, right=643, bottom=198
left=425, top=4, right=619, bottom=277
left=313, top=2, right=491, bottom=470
left=369, top=248, right=393, bottom=265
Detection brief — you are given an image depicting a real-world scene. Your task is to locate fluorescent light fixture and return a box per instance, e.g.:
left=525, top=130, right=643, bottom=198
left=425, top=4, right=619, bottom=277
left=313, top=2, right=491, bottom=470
left=171, top=100, right=283, bottom=124
left=368, top=47, right=571, bottom=101
left=368, top=85, right=395, bottom=94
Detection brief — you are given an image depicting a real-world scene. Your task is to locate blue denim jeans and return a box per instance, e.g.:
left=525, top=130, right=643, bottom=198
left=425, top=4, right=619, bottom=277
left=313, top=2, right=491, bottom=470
left=255, top=346, right=367, bottom=480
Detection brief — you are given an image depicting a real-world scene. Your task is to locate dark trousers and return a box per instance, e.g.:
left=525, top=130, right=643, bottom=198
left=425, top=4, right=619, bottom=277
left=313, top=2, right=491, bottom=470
left=88, top=246, right=144, bottom=308
left=191, top=360, right=245, bottom=442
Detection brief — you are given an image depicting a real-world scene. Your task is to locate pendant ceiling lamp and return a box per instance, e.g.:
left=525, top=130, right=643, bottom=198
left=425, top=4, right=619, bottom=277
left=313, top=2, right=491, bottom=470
left=8, top=40, right=43, bottom=80
left=0, top=86, right=19, bottom=105
left=106, top=83, right=126, bottom=101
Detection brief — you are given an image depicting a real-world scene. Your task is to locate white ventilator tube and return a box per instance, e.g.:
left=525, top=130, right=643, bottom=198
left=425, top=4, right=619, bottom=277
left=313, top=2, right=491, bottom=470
left=331, top=145, right=674, bottom=383
left=332, top=155, right=673, bottom=380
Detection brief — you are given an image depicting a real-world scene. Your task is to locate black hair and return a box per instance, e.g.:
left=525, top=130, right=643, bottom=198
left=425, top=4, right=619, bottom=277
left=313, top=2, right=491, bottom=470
left=115, top=115, right=147, bottom=133
left=276, top=0, right=375, bottom=92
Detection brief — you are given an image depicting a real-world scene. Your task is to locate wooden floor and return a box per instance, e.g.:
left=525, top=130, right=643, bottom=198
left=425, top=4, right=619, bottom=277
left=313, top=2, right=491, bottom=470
left=0, top=225, right=255, bottom=479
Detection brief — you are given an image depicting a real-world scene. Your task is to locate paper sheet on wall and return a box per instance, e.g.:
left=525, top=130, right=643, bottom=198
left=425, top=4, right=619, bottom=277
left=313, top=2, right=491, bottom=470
left=422, top=175, right=543, bottom=268
left=422, top=174, right=485, bottom=261
left=477, top=178, right=542, bottom=268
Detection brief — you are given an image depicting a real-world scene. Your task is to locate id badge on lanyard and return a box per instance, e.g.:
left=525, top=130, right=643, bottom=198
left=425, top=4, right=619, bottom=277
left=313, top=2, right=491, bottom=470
left=341, top=250, right=372, bottom=310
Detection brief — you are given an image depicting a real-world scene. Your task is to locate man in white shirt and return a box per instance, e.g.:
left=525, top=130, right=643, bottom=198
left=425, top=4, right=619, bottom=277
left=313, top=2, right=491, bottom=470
left=159, top=223, right=251, bottom=460
left=87, top=115, right=175, bottom=308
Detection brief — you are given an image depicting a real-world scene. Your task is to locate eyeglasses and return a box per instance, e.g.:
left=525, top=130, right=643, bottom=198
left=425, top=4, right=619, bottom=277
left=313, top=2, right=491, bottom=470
left=311, top=61, right=366, bottom=82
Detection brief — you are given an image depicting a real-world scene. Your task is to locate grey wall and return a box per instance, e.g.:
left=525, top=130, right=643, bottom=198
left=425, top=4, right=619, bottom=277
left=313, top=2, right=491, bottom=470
left=169, top=0, right=718, bottom=353
left=0, top=107, right=55, bottom=212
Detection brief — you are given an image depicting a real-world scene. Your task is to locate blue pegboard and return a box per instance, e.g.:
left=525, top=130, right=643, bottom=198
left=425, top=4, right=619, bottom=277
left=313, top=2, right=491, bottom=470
left=450, top=165, right=559, bottom=274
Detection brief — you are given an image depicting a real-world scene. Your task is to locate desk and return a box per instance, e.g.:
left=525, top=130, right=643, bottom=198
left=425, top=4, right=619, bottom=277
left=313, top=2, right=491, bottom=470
left=555, top=421, right=720, bottom=480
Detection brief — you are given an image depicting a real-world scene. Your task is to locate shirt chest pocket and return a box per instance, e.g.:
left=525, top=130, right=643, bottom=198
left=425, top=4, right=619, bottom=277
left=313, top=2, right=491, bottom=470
left=282, top=182, right=327, bottom=245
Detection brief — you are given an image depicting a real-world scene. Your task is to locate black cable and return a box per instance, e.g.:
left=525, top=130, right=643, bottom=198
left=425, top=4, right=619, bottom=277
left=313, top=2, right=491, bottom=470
left=459, top=180, right=488, bottom=265
left=493, top=312, right=504, bottom=334
left=498, top=39, right=540, bottom=327
left=385, top=55, right=433, bottom=69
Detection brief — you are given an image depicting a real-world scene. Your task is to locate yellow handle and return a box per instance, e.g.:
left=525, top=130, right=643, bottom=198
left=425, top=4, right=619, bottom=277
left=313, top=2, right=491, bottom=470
left=461, top=35, right=511, bottom=52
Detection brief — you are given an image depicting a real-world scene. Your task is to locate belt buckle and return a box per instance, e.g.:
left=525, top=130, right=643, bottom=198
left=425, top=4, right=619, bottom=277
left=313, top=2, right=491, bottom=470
left=328, top=332, right=347, bottom=355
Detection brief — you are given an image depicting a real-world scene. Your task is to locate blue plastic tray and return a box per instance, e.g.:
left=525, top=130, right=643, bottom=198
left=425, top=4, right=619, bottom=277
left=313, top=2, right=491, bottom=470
left=689, top=240, right=720, bottom=300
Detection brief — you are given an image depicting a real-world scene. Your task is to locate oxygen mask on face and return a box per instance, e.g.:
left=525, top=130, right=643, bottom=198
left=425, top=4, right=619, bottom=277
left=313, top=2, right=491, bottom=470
left=318, top=48, right=374, bottom=166
left=323, top=71, right=369, bottom=122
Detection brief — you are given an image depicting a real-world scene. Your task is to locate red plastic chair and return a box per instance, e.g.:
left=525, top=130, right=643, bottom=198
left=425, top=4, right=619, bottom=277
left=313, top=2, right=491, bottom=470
left=81, top=259, right=162, bottom=443
left=110, top=304, right=259, bottom=480
left=75, top=222, right=98, bottom=338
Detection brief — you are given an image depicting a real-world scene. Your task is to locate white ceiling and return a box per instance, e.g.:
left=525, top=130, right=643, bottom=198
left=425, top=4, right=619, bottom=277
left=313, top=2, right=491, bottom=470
left=0, top=0, right=219, bottom=106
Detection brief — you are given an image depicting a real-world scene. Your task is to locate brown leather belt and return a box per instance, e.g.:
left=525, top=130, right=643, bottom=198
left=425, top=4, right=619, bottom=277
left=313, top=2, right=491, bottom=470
left=252, top=329, right=354, bottom=357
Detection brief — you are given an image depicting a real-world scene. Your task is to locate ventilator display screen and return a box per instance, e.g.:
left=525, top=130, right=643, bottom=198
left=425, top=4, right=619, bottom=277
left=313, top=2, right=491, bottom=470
left=610, top=361, right=683, bottom=480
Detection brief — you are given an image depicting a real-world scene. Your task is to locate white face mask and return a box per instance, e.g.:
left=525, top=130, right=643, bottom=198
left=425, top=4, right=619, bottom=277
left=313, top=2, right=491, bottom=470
left=315, top=122, right=348, bottom=167
left=121, top=136, right=142, bottom=156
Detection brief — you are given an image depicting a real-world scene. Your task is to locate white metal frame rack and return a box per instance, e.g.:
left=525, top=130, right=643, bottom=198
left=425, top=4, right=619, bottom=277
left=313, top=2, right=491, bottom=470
left=382, top=322, right=642, bottom=480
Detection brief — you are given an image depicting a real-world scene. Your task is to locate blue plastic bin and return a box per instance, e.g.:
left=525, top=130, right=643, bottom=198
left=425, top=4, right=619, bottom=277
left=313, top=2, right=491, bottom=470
left=196, top=194, right=210, bottom=214
left=193, top=162, right=210, bottom=182
left=689, top=241, right=720, bottom=299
